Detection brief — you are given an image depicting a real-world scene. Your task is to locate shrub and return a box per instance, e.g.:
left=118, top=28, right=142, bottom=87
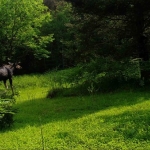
left=58, top=57, right=141, bottom=93
left=0, top=99, right=16, bottom=129
left=45, top=58, right=141, bottom=96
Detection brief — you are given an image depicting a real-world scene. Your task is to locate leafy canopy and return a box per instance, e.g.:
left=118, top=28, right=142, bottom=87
left=0, top=0, right=53, bottom=61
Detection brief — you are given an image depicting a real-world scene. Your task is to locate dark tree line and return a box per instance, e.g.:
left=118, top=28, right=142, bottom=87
left=64, top=0, right=150, bottom=61
left=61, top=0, right=150, bottom=81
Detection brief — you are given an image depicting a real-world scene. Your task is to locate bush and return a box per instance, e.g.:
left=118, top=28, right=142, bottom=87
left=45, top=58, right=141, bottom=96
left=0, top=99, right=16, bottom=129
left=58, top=58, right=141, bottom=93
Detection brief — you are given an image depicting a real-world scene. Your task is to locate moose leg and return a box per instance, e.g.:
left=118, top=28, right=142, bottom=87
left=9, top=78, right=14, bottom=95
left=3, top=80, right=8, bottom=90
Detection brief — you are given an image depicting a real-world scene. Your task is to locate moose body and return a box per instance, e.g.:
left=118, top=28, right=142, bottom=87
left=0, top=63, right=22, bottom=95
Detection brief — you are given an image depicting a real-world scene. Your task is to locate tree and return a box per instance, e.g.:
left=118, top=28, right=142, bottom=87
left=44, top=1, right=74, bottom=69
left=0, top=0, right=53, bottom=64
left=65, top=0, right=150, bottom=61
left=63, top=0, right=150, bottom=81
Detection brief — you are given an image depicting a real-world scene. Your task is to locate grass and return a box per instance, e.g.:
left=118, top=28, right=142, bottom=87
left=0, top=70, right=150, bottom=149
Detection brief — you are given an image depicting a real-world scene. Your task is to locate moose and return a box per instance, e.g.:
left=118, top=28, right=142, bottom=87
left=0, top=62, right=22, bottom=95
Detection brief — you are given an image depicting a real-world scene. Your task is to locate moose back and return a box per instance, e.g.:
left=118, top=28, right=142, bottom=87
left=0, top=62, right=22, bottom=95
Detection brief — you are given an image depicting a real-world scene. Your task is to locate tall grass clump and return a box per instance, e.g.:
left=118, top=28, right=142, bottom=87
left=45, top=67, right=84, bottom=97
left=14, top=74, right=47, bottom=89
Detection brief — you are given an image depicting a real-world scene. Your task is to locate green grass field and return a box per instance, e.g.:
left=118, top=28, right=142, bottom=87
left=0, top=71, right=150, bottom=149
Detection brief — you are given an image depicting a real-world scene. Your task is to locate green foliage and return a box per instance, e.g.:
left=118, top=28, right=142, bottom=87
left=0, top=99, right=16, bottom=129
left=0, top=0, right=53, bottom=62
left=54, top=58, right=141, bottom=93
left=44, top=1, right=74, bottom=68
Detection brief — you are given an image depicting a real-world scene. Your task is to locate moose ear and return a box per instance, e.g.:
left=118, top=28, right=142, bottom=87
left=15, top=62, right=21, bottom=65
left=7, top=58, right=11, bottom=61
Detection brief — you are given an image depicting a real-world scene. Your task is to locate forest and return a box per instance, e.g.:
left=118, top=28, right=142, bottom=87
left=1, top=0, right=150, bottom=149
left=1, top=0, right=150, bottom=78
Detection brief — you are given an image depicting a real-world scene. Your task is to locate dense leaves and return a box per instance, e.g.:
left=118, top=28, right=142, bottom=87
left=0, top=0, right=53, bottom=64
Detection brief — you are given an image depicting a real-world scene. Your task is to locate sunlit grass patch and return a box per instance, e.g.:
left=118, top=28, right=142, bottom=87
left=0, top=70, right=150, bottom=149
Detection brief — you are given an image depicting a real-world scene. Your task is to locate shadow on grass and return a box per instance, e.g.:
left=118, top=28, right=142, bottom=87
left=0, top=90, right=148, bottom=133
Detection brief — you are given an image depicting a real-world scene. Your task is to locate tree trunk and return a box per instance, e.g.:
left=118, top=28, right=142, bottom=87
left=138, top=35, right=150, bottom=81
left=133, top=3, right=149, bottom=80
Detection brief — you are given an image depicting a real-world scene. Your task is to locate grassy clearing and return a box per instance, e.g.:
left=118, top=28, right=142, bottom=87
left=0, top=70, right=150, bottom=149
